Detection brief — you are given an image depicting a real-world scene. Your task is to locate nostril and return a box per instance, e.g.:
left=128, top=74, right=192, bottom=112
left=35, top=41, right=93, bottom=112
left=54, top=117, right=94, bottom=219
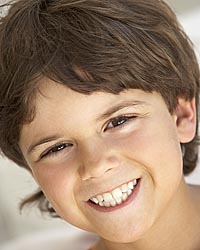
left=80, top=153, right=120, bottom=180
left=80, top=166, right=115, bottom=181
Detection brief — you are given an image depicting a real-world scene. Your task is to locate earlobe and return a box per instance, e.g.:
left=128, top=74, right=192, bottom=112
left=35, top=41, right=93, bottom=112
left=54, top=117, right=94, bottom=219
left=175, top=98, right=196, bottom=143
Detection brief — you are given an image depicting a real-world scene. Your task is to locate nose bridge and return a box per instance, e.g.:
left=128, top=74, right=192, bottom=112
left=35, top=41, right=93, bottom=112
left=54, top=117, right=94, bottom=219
left=79, top=136, right=119, bottom=180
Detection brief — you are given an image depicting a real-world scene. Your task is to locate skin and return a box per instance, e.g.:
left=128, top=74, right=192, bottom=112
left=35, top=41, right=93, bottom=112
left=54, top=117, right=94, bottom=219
left=19, top=79, right=200, bottom=250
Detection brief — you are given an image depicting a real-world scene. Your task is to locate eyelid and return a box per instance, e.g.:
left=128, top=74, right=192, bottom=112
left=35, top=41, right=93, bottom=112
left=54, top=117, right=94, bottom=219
left=40, top=142, right=73, bottom=159
left=103, top=114, right=137, bottom=132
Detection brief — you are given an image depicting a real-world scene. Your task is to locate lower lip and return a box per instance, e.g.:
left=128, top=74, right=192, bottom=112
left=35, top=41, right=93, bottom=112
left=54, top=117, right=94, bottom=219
left=87, top=178, right=141, bottom=212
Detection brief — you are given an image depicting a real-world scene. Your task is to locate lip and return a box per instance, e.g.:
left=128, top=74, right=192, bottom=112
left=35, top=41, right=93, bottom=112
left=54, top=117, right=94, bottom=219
left=87, top=178, right=141, bottom=212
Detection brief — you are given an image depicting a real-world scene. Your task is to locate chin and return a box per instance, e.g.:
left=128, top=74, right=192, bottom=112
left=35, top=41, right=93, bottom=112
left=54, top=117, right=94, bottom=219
left=98, top=217, right=154, bottom=243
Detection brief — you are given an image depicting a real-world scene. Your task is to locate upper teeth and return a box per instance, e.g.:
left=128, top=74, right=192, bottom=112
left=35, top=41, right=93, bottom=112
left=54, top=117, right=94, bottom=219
left=90, top=179, right=138, bottom=207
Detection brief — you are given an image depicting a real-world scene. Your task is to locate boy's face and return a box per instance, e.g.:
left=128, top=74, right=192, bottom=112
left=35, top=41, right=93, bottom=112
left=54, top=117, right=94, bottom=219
left=19, top=80, right=191, bottom=242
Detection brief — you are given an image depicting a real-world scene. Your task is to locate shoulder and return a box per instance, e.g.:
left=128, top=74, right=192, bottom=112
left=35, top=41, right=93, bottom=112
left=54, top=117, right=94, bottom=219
left=188, top=184, right=200, bottom=210
left=0, top=227, right=98, bottom=250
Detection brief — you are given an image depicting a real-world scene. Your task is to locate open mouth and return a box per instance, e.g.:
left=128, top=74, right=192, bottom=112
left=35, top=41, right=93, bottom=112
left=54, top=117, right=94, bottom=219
left=88, top=178, right=141, bottom=210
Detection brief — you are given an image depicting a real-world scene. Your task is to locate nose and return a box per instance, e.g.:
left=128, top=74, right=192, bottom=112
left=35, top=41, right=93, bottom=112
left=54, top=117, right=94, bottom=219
left=78, top=137, right=120, bottom=181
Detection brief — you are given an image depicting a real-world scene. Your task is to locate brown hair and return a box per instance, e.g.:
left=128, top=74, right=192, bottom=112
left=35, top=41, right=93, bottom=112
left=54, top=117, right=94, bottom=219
left=0, top=0, right=199, bottom=216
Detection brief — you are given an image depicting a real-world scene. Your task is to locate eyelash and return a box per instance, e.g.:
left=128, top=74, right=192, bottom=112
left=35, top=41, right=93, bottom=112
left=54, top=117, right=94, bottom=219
left=104, top=115, right=137, bottom=131
left=41, top=143, right=73, bottom=159
left=41, top=115, right=136, bottom=159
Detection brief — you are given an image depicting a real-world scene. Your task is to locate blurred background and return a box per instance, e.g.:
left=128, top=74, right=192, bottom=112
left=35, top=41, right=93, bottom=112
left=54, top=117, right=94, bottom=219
left=0, top=0, right=200, bottom=248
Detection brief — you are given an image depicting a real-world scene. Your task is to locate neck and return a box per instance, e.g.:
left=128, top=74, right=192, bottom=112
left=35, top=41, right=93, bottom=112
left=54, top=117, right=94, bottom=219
left=98, top=178, right=200, bottom=250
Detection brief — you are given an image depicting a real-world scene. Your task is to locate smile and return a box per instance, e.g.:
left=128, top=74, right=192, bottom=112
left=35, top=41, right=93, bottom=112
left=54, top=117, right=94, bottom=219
left=89, top=179, right=139, bottom=208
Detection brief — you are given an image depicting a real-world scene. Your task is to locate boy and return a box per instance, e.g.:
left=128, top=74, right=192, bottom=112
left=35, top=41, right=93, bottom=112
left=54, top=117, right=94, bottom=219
left=0, top=0, right=200, bottom=249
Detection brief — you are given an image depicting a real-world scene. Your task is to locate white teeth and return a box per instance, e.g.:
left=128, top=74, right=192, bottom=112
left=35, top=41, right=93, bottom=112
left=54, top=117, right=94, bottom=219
left=99, top=201, right=104, bottom=206
left=97, top=195, right=104, bottom=202
left=91, top=197, right=99, bottom=204
left=103, top=193, right=113, bottom=202
left=121, top=184, right=128, bottom=192
left=122, top=193, right=128, bottom=201
left=90, top=179, right=138, bottom=207
left=110, top=200, right=117, bottom=207
left=133, top=179, right=137, bottom=186
left=103, top=201, right=110, bottom=207
left=127, top=189, right=132, bottom=196
left=128, top=181, right=134, bottom=190
left=112, top=188, right=123, bottom=199
left=115, top=198, right=122, bottom=205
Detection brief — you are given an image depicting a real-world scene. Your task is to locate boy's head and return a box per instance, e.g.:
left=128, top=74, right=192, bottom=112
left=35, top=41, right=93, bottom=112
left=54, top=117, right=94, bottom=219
left=0, top=0, right=199, bottom=215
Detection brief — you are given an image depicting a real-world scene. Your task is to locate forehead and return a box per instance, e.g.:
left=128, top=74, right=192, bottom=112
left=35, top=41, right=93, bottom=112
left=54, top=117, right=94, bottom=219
left=32, top=79, right=158, bottom=118
left=19, top=79, right=167, bottom=147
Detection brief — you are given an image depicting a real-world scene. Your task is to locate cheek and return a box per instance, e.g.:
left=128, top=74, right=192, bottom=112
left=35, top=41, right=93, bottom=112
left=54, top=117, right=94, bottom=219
left=114, top=118, right=183, bottom=216
left=115, top=118, right=182, bottom=184
left=31, top=163, right=93, bottom=231
left=31, top=162, right=77, bottom=205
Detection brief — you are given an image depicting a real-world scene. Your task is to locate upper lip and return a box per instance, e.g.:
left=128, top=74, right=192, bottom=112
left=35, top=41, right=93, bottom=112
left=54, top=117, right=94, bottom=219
left=86, top=178, right=139, bottom=201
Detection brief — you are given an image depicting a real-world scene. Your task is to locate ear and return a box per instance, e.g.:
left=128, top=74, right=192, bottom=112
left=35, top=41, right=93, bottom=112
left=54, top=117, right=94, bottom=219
left=174, top=97, right=196, bottom=143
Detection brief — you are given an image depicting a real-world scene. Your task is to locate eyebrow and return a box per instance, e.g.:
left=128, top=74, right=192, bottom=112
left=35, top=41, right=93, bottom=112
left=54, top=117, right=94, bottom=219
left=27, top=100, right=147, bottom=155
left=96, top=100, right=147, bottom=122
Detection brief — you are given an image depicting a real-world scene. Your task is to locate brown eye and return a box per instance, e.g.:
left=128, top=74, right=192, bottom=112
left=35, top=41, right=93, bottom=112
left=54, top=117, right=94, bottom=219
left=105, top=115, right=136, bottom=131
left=41, top=143, right=73, bottom=158
left=49, top=144, right=67, bottom=153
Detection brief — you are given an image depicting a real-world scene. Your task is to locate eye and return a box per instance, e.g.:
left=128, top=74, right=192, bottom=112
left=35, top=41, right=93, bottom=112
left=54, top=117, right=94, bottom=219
left=41, top=142, right=73, bottom=159
left=104, top=115, right=136, bottom=131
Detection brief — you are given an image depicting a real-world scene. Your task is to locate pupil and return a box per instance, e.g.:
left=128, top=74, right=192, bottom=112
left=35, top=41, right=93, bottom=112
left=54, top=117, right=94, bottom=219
left=57, top=145, right=65, bottom=151
left=113, top=117, right=126, bottom=126
left=51, top=144, right=65, bottom=153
